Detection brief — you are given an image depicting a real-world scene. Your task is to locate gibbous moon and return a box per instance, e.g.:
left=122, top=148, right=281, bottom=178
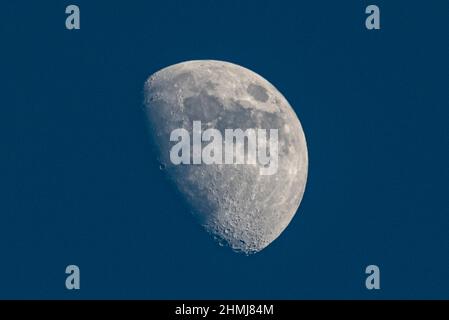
left=143, top=60, right=308, bottom=254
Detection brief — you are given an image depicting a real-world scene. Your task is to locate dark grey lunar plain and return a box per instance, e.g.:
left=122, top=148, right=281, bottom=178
left=143, top=60, right=308, bottom=254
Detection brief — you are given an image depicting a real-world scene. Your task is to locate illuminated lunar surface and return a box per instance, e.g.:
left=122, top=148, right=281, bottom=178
left=143, top=60, right=308, bottom=254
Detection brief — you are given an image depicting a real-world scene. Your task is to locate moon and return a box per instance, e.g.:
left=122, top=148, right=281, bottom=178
left=143, top=60, right=308, bottom=254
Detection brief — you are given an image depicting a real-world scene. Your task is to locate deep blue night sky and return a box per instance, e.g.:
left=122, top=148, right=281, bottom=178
left=1, top=1, right=448, bottom=298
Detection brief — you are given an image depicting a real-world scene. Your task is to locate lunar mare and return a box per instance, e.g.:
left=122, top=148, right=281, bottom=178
left=143, top=60, right=308, bottom=254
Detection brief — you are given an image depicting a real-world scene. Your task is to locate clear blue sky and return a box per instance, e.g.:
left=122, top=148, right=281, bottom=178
left=1, top=0, right=448, bottom=298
